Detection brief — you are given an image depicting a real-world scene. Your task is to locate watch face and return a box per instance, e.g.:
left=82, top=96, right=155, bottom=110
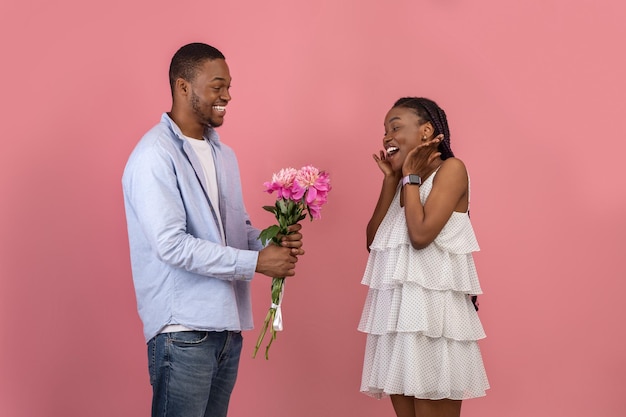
left=403, top=175, right=422, bottom=186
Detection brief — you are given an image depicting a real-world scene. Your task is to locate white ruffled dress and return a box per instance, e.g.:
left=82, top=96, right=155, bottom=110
left=358, top=170, right=489, bottom=400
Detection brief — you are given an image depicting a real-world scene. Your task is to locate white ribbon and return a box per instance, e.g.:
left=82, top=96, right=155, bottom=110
left=271, top=303, right=283, bottom=331
left=271, top=282, right=285, bottom=331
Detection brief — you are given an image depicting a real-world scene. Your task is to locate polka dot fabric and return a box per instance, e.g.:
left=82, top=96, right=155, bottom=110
left=358, top=170, right=489, bottom=400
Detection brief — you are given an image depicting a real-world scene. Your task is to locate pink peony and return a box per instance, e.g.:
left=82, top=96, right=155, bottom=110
left=264, top=167, right=298, bottom=200
left=293, top=166, right=331, bottom=205
left=306, top=195, right=327, bottom=219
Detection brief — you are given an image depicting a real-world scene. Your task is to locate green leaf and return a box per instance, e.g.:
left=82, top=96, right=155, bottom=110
left=262, top=205, right=277, bottom=214
left=259, top=225, right=281, bottom=246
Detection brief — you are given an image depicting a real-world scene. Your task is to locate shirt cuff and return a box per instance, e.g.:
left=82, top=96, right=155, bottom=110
left=234, top=249, right=259, bottom=281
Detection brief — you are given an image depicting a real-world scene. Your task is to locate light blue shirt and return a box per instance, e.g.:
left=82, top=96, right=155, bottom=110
left=122, top=113, right=263, bottom=342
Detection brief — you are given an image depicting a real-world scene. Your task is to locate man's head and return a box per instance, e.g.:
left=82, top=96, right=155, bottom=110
left=169, top=43, right=231, bottom=129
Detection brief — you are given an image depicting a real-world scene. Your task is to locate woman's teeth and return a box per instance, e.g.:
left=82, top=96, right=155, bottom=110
left=386, top=146, right=399, bottom=156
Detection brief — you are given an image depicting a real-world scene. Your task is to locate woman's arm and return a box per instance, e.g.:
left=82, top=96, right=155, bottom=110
left=366, top=150, right=401, bottom=250
left=402, top=157, right=468, bottom=249
left=366, top=174, right=401, bottom=250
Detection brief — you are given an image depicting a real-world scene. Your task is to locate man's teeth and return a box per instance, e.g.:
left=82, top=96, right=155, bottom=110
left=386, top=147, right=399, bottom=156
left=213, top=106, right=226, bottom=112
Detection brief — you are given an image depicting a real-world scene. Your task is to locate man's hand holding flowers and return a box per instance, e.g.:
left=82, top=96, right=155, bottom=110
left=255, top=224, right=304, bottom=278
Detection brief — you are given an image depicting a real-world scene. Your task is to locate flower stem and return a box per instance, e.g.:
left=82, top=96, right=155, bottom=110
left=265, top=327, right=276, bottom=360
left=252, top=309, right=274, bottom=358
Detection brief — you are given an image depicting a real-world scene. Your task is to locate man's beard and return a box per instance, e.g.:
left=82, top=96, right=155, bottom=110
left=191, top=91, right=222, bottom=127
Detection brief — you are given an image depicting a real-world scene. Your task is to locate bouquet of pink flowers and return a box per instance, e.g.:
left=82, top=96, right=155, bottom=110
left=253, top=165, right=331, bottom=359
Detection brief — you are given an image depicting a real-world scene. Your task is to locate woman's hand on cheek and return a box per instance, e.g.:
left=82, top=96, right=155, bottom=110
left=402, top=135, right=443, bottom=177
left=372, top=150, right=397, bottom=179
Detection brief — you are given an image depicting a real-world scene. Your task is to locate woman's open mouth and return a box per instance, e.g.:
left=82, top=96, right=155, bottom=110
left=386, top=146, right=399, bottom=157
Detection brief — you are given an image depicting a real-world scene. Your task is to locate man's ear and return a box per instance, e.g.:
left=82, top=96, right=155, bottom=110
left=175, top=78, right=189, bottom=97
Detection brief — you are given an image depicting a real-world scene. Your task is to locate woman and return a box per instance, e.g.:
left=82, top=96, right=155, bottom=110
left=358, top=97, right=489, bottom=417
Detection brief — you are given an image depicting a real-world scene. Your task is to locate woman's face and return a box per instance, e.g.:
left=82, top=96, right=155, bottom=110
left=382, top=107, right=428, bottom=172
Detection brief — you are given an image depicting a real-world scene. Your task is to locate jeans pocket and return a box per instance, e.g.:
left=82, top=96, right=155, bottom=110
left=148, top=338, right=156, bottom=386
left=169, top=331, right=209, bottom=345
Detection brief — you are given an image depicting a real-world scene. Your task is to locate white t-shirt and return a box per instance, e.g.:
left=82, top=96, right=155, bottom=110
left=185, top=136, right=226, bottom=245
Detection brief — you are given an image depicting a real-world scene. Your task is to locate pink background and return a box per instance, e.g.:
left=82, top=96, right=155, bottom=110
left=1, top=1, right=625, bottom=416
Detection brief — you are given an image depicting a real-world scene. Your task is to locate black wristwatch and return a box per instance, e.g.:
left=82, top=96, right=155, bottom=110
left=401, top=174, right=422, bottom=187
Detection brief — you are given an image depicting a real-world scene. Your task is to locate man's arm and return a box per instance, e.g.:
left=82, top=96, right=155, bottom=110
left=123, top=144, right=258, bottom=281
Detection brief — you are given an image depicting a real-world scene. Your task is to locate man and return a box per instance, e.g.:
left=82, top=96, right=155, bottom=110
left=122, top=43, right=304, bottom=417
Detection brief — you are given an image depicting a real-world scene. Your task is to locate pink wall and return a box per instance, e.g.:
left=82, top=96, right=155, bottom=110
left=1, top=1, right=625, bottom=416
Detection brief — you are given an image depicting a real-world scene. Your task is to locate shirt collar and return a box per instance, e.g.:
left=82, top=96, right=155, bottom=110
left=161, top=112, right=221, bottom=145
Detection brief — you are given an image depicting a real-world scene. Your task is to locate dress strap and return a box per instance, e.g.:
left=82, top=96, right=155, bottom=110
left=467, top=174, right=471, bottom=212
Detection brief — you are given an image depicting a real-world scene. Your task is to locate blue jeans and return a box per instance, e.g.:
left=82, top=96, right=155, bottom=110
left=148, top=331, right=243, bottom=417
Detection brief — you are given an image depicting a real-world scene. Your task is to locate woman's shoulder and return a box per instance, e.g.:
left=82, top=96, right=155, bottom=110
left=436, top=157, right=468, bottom=179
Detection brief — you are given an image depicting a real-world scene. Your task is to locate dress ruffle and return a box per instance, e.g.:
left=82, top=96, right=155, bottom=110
left=359, top=172, right=489, bottom=400
left=370, top=211, right=479, bottom=255
left=358, top=283, right=485, bottom=340
left=362, top=243, right=482, bottom=293
left=360, top=333, right=489, bottom=400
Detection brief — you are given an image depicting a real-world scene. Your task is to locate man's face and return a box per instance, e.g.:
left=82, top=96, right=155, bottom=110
left=188, top=58, right=231, bottom=127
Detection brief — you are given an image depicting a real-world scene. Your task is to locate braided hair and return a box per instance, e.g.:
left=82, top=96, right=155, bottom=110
left=392, top=97, right=454, bottom=160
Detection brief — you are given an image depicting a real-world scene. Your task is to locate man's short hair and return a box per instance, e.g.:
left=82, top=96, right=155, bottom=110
left=169, top=43, right=225, bottom=93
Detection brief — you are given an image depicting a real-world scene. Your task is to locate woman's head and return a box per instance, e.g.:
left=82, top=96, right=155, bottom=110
left=391, top=97, right=454, bottom=160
